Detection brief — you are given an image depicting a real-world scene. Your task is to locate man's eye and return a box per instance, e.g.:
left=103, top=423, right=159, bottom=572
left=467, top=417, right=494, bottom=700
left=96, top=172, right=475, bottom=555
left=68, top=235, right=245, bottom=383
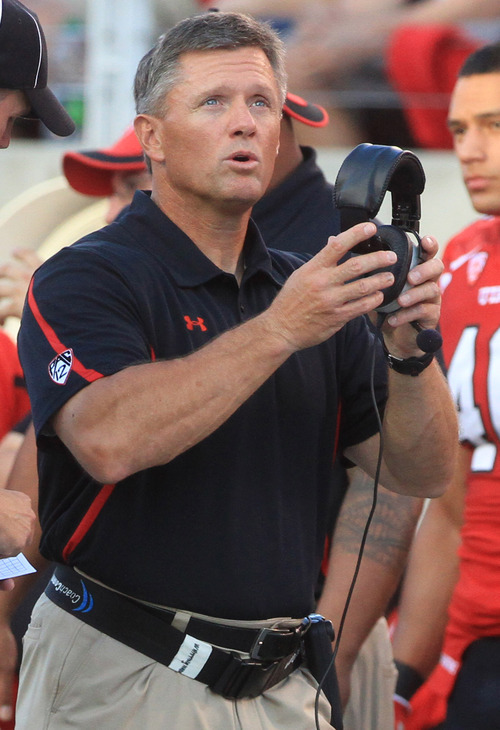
left=204, top=98, right=219, bottom=106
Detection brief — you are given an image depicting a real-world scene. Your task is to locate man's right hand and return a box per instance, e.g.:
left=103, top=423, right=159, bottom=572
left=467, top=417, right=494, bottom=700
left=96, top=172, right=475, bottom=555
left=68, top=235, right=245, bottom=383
left=0, top=490, right=35, bottom=557
left=267, top=222, right=397, bottom=352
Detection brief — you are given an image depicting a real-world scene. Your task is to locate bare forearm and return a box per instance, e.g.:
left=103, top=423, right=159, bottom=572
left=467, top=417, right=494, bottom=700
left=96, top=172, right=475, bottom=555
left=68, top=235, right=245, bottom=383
left=382, top=362, right=458, bottom=496
left=392, top=447, right=469, bottom=678
left=55, top=310, right=294, bottom=483
left=318, top=470, right=422, bottom=663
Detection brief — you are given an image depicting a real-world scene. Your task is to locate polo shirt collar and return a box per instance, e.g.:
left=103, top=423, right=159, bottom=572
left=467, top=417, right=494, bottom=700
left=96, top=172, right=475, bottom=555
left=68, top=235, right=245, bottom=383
left=125, top=191, right=283, bottom=288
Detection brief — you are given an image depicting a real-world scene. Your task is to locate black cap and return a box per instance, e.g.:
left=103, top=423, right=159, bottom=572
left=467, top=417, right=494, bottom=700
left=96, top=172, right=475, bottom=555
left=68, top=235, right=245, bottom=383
left=0, top=0, right=75, bottom=136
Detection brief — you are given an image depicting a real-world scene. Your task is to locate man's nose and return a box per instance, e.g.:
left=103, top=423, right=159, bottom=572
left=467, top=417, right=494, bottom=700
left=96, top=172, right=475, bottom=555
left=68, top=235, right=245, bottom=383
left=456, top=127, right=487, bottom=163
left=229, top=101, right=257, bottom=136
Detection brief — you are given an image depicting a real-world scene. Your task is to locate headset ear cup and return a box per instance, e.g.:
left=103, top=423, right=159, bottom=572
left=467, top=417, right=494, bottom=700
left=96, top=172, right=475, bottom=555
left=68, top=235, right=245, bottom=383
left=376, top=225, right=412, bottom=306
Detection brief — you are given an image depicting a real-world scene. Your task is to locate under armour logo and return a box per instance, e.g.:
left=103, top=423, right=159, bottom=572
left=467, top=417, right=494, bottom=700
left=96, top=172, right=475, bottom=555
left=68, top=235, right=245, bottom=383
left=184, top=316, right=207, bottom=332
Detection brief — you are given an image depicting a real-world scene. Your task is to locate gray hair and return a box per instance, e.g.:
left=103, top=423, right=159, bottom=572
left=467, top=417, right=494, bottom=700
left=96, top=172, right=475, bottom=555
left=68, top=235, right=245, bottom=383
left=134, top=11, right=287, bottom=117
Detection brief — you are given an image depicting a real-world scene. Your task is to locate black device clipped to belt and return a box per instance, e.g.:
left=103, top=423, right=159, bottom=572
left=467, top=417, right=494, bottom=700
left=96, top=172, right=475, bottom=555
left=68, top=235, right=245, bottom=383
left=46, top=564, right=341, bottom=726
left=302, top=614, right=344, bottom=729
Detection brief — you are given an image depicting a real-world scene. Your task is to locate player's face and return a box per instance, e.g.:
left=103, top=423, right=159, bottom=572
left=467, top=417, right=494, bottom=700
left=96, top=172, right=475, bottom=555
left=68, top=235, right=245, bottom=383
left=142, top=47, right=282, bottom=214
left=0, top=90, right=29, bottom=149
left=448, top=72, right=500, bottom=216
left=106, top=170, right=152, bottom=223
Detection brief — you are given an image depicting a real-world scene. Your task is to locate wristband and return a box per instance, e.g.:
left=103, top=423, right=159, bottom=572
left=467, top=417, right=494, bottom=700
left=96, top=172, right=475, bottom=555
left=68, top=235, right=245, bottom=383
left=383, top=343, right=434, bottom=376
left=395, top=659, right=425, bottom=700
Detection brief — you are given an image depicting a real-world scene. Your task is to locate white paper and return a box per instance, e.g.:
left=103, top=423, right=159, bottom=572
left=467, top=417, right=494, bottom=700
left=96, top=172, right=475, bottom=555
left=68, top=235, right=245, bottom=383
left=0, top=553, right=36, bottom=579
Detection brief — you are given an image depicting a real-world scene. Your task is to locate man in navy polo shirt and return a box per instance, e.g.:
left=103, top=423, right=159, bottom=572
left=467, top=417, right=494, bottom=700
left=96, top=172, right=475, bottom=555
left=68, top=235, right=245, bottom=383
left=16, top=10, right=457, bottom=730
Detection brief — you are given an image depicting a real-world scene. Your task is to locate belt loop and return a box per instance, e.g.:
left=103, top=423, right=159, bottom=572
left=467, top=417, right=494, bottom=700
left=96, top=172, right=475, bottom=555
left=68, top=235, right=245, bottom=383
left=171, top=610, right=191, bottom=633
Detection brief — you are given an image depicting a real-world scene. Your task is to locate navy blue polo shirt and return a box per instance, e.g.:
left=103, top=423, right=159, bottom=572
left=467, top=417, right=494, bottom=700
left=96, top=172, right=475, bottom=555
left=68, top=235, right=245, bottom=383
left=19, top=190, right=387, bottom=620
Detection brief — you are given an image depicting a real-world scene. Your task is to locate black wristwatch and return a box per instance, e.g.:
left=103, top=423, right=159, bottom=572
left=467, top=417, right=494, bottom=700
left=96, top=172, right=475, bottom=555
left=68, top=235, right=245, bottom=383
left=383, top=343, right=434, bottom=376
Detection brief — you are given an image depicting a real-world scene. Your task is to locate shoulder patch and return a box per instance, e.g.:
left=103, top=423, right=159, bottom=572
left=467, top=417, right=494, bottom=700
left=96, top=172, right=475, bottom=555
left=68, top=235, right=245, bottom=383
left=49, top=349, right=73, bottom=385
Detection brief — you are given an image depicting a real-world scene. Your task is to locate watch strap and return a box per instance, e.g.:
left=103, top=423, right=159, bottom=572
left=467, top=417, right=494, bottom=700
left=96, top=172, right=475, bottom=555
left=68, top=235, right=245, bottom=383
left=383, top=343, right=434, bottom=376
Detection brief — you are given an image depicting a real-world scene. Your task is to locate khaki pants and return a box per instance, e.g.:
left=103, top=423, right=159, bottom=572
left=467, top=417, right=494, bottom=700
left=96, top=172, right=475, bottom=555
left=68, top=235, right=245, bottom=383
left=16, top=594, right=334, bottom=730
left=343, top=617, right=397, bottom=730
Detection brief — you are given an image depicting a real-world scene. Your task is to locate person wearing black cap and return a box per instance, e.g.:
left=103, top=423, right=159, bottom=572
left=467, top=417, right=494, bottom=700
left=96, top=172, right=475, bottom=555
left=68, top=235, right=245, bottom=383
left=0, top=2, right=58, bottom=575
left=0, top=0, right=72, bottom=577
left=0, top=0, right=74, bottom=144
left=13, top=10, right=456, bottom=730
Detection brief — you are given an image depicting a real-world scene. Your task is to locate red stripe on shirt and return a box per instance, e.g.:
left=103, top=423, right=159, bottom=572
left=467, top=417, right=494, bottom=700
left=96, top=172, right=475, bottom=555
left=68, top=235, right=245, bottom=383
left=62, top=483, right=116, bottom=561
left=28, top=279, right=103, bottom=383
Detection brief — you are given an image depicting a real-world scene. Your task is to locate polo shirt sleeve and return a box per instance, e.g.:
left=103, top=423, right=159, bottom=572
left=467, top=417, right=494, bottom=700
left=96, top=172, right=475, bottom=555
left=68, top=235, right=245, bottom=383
left=18, top=244, right=152, bottom=438
left=335, top=315, right=388, bottom=453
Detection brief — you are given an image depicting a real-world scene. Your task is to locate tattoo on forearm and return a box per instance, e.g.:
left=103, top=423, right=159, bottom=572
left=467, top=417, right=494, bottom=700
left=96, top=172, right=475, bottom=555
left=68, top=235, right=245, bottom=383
left=333, top=471, right=422, bottom=569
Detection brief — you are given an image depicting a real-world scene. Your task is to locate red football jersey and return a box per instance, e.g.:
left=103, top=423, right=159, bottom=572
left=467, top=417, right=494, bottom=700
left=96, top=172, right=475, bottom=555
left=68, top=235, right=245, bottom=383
left=403, top=217, right=500, bottom=730
left=440, top=215, right=500, bottom=636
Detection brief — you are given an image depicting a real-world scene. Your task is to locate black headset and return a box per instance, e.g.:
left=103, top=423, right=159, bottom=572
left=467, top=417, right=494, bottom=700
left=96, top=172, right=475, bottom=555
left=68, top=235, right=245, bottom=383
left=334, top=143, right=442, bottom=353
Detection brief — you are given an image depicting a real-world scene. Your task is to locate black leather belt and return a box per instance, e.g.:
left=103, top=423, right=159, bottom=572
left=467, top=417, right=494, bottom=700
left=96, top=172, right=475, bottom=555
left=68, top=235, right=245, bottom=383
left=45, top=565, right=305, bottom=699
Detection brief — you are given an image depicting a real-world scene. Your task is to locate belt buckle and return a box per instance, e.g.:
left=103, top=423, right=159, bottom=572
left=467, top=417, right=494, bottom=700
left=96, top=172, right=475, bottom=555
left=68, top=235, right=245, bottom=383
left=210, top=652, right=301, bottom=699
left=249, top=625, right=301, bottom=661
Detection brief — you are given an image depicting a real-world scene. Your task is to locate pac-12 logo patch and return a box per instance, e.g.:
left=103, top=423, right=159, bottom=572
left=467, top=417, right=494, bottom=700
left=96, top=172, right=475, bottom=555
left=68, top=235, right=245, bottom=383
left=49, top=349, right=73, bottom=385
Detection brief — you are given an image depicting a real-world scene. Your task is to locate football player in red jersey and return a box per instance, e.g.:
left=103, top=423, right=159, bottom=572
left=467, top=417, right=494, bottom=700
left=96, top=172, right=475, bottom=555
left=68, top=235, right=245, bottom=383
left=392, top=42, right=500, bottom=730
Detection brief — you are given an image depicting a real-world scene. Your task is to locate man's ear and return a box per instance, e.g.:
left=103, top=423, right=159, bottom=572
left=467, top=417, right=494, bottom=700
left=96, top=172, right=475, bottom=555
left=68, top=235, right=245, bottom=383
left=134, top=115, right=165, bottom=164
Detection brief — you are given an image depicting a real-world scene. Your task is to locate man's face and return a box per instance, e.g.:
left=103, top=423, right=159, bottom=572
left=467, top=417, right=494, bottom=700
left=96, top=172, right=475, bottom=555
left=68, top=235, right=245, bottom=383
left=448, top=72, right=500, bottom=216
left=0, top=89, right=30, bottom=149
left=106, top=169, right=152, bottom=224
left=144, top=47, right=282, bottom=214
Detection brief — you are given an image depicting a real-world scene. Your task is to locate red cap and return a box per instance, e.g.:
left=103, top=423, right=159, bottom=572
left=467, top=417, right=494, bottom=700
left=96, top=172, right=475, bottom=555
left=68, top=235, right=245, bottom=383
left=283, top=92, right=329, bottom=128
left=62, top=126, right=146, bottom=197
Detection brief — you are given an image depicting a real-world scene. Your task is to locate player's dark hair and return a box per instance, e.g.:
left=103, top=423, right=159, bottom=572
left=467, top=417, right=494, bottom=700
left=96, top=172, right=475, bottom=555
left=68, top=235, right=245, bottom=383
left=459, top=42, right=500, bottom=77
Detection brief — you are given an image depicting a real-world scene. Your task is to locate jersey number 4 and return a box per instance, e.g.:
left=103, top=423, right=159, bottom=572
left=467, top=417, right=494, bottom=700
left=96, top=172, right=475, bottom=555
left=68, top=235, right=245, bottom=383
left=447, top=325, right=500, bottom=473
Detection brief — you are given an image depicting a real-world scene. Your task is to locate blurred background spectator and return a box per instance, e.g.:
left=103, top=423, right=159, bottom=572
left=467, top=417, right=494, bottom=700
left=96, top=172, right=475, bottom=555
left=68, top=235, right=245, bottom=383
left=207, top=0, right=500, bottom=149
